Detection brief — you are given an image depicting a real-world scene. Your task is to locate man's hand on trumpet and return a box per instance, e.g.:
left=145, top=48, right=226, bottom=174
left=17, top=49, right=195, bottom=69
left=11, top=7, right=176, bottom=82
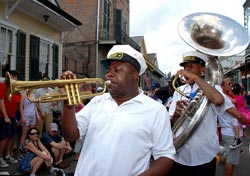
left=60, top=70, right=77, bottom=80
left=60, top=70, right=82, bottom=106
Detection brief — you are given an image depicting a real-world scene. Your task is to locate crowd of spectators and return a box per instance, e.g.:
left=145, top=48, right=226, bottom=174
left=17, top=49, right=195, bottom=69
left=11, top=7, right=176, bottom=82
left=0, top=71, right=98, bottom=175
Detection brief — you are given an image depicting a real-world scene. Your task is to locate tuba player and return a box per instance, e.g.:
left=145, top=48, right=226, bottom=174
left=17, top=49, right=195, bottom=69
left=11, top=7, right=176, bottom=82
left=168, top=51, right=225, bottom=176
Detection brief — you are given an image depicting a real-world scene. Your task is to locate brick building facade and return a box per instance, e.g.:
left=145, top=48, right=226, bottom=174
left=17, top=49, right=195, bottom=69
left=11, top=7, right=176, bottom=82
left=59, top=0, right=131, bottom=78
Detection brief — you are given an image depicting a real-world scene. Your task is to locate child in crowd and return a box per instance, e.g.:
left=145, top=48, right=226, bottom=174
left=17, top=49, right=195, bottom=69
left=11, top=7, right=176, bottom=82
left=231, top=83, right=250, bottom=143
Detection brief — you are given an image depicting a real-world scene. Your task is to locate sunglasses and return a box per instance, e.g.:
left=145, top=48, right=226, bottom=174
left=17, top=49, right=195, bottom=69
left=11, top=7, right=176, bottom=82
left=29, top=132, right=39, bottom=135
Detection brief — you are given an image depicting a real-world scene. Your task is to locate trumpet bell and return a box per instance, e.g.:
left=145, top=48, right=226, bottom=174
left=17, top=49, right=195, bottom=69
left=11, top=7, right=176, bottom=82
left=5, top=72, right=13, bottom=100
left=178, top=12, right=249, bottom=56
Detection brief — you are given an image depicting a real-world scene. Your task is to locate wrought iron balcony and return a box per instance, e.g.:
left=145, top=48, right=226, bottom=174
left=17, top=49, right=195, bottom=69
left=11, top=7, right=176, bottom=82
left=98, top=25, right=140, bottom=51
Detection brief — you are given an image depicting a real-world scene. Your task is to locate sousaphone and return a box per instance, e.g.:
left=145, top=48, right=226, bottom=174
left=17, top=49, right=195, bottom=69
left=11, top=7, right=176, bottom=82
left=173, top=12, right=249, bottom=152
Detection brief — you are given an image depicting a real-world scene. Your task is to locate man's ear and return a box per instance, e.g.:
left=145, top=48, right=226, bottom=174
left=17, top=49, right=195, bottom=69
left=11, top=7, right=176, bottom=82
left=200, top=66, right=205, bottom=75
left=132, top=71, right=139, bottom=80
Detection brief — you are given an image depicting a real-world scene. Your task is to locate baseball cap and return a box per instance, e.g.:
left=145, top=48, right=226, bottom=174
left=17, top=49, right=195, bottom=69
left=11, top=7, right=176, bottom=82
left=104, top=45, right=147, bottom=75
left=49, top=123, right=58, bottom=131
left=180, top=51, right=208, bottom=67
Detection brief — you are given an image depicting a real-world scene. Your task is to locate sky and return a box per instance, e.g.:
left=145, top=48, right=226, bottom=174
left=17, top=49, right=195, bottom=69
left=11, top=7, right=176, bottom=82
left=130, top=0, right=247, bottom=75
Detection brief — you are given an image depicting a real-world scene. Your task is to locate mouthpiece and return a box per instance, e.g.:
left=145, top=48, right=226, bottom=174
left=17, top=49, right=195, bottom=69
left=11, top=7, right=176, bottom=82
left=105, top=80, right=111, bottom=85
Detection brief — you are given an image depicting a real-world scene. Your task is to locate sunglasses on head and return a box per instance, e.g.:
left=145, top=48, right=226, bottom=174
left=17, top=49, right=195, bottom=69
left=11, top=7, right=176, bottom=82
left=29, top=132, right=39, bottom=135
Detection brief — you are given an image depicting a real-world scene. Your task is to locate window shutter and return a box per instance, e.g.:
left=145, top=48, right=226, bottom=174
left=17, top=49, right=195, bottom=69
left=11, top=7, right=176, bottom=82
left=16, top=30, right=26, bottom=80
left=29, top=35, right=40, bottom=80
left=114, top=9, right=122, bottom=43
left=52, top=44, right=59, bottom=79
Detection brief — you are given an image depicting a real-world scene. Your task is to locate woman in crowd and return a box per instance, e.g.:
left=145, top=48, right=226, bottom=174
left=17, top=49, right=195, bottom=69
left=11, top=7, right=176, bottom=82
left=19, top=127, right=54, bottom=176
left=19, top=90, right=39, bottom=147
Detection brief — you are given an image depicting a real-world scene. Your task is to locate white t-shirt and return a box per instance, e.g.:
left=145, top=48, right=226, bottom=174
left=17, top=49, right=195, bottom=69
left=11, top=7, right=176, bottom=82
left=217, top=93, right=243, bottom=137
left=75, top=90, right=175, bottom=176
left=35, top=87, right=55, bottom=114
left=169, top=84, right=226, bottom=166
left=23, top=94, right=36, bottom=116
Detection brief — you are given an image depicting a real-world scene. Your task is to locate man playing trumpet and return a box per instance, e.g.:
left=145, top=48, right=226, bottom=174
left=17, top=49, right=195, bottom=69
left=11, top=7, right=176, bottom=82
left=60, top=45, right=175, bottom=176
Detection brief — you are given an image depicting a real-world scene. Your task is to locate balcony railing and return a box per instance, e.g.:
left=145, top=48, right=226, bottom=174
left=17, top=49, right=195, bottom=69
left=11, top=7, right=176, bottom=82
left=99, top=25, right=140, bottom=51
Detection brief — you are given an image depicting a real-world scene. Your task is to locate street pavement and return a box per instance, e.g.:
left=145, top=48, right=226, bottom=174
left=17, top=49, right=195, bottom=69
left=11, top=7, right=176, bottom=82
left=216, top=127, right=250, bottom=176
left=0, top=152, right=76, bottom=175
left=1, top=128, right=250, bottom=176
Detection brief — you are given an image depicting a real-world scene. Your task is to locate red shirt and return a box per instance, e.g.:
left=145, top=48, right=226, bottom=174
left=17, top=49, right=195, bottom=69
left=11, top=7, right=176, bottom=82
left=0, top=82, right=21, bottom=118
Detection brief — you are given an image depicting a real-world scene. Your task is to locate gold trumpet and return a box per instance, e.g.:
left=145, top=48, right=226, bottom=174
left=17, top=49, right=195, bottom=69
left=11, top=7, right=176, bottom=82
left=6, top=72, right=111, bottom=105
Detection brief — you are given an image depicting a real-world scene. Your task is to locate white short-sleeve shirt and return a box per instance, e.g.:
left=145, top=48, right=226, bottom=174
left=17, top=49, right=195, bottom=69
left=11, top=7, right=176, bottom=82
left=217, top=93, right=243, bottom=137
left=75, top=90, right=175, bottom=176
left=169, top=84, right=226, bottom=166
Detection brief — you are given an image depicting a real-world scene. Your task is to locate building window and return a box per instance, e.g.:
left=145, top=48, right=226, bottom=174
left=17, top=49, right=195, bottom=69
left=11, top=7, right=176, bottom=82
left=30, top=35, right=58, bottom=80
left=0, top=25, right=15, bottom=77
left=121, top=17, right=127, bottom=33
left=121, top=16, right=127, bottom=42
left=39, top=39, right=50, bottom=75
left=103, top=0, right=111, bottom=39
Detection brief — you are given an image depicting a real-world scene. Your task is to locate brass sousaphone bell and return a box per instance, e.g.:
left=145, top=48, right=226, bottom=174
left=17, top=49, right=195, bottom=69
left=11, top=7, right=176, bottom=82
left=172, top=12, right=249, bottom=152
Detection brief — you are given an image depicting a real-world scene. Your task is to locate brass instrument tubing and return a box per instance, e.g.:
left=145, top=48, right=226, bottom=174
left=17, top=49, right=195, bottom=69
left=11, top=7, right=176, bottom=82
left=65, top=84, right=72, bottom=105
left=70, top=83, right=76, bottom=105
left=74, top=83, right=81, bottom=104
left=172, top=76, right=191, bottom=99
